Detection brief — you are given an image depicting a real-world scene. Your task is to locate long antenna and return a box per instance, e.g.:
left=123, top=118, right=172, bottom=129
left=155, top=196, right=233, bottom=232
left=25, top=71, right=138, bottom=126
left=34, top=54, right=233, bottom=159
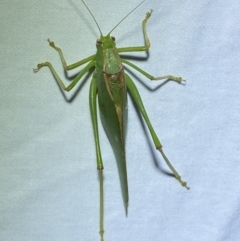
left=81, top=0, right=102, bottom=35
left=108, top=0, right=146, bottom=35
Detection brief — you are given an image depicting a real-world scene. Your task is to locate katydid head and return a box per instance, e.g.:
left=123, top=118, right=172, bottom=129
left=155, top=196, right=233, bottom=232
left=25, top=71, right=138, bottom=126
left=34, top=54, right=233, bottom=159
left=96, top=35, right=116, bottom=50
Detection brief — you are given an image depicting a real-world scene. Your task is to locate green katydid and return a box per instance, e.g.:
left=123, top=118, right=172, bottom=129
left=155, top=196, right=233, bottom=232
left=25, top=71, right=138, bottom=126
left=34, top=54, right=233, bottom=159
left=34, top=0, right=189, bottom=240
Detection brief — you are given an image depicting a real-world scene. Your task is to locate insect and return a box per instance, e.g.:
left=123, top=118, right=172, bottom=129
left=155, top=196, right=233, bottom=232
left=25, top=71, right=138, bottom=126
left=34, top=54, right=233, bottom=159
left=34, top=0, right=189, bottom=240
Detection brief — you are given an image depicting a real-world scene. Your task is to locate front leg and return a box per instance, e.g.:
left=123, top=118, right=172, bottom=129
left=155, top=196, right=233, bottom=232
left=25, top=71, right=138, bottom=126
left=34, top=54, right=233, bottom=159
left=47, top=39, right=96, bottom=70
left=118, top=10, right=152, bottom=53
left=47, top=39, right=69, bottom=70
left=34, top=39, right=95, bottom=72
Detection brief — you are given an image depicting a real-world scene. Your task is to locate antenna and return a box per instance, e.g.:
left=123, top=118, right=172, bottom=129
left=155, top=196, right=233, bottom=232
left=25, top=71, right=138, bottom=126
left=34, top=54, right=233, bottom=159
left=81, top=0, right=102, bottom=35
left=108, top=0, right=146, bottom=35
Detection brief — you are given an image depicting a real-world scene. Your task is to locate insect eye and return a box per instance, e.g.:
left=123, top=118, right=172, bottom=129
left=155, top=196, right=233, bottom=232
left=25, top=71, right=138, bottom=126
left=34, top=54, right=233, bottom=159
left=111, top=36, right=115, bottom=41
left=96, top=39, right=102, bottom=45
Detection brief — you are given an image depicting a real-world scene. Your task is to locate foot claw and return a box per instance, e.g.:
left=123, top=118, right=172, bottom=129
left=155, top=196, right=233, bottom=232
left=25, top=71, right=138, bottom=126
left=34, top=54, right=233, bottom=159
left=47, top=38, right=55, bottom=48
left=172, top=77, right=186, bottom=85
left=33, top=63, right=45, bottom=72
left=33, top=67, right=39, bottom=72
left=180, top=79, right=186, bottom=85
